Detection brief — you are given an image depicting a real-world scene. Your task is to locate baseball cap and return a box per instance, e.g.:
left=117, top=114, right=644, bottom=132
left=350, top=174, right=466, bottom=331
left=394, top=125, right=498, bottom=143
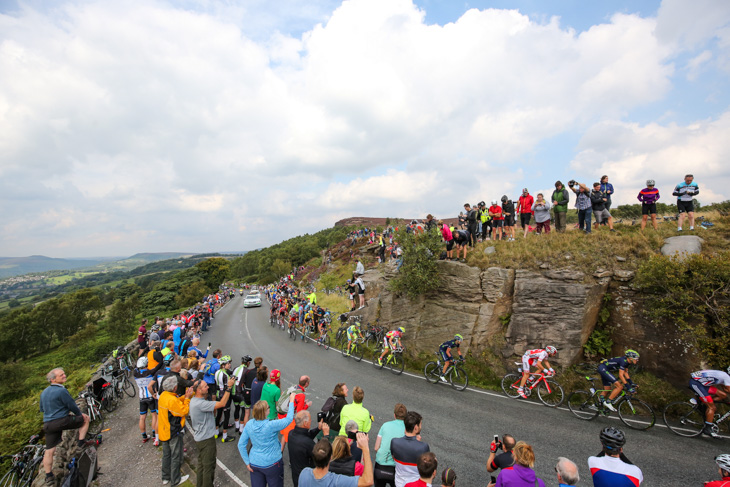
left=270, top=369, right=281, bottom=382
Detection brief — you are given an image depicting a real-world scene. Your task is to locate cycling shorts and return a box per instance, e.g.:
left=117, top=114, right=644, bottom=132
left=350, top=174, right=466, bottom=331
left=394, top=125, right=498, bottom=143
left=347, top=331, right=357, bottom=340
left=641, top=203, right=657, bottom=215
left=521, top=357, right=537, bottom=371
left=520, top=213, right=532, bottom=226
left=597, top=365, right=618, bottom=387
left=140, top=398, right=158, bottom=414
left=690, top=378, right=714, bottom=403
left=439, top=349, right=453, bottom=363
left=677, top=200, right=694, bottom=213
left=492, top=219, right=504, bottom=228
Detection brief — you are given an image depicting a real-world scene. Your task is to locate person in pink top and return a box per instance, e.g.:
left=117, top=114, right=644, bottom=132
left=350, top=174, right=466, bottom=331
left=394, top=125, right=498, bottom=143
left=439, top=220, right=454, bottom=260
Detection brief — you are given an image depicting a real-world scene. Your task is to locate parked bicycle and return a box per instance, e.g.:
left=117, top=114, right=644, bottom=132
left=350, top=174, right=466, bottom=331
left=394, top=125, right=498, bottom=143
left=424, top=355, right=469, bottom=391
left=79, top=389, right=105, bottom=437
left=372, top=346, right=405, bottom=375
left=112, top=346, right=134, bottom=378
left=501, top=363, right=564, bottom=407
left=0, top=435, right=45, bottom=487
left=663, top=396, right=730, bottom=437
left=567, top=376, right=655, bottom=430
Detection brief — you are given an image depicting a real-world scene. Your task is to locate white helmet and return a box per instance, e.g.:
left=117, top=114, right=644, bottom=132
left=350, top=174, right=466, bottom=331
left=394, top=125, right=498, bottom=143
left=546, top=346, right=557, bottom=356
left=716, top=454, right=730, bottom=473
left=136, top=356, right=148, bottom=368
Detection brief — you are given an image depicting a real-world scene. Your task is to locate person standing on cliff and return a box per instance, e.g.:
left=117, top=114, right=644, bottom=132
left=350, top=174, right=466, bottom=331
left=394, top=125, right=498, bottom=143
left=551, top=181, right=570, bottom=233
left=517, top=188, right=534, bottom=239
left=637, top=180, right=660, bottom=231
left=464, top=203, right=478, bottom=247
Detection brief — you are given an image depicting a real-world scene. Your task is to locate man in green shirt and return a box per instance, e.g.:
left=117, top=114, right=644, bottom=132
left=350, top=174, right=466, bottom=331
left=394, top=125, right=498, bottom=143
left=338, top=386, right=372, bottom=436
left=374, top=403, right=407, bottom=487
left=551, top=181, right=570, bottom=233
left=260, top=369, right=282, bottom=420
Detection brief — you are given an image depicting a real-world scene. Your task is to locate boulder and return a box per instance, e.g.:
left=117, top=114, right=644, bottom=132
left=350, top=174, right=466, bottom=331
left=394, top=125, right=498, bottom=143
left=484, top=246, right=496, bottom=255
left=661, top=236, right=704, bottom=260
left=613, top=270, right=635, bottom=282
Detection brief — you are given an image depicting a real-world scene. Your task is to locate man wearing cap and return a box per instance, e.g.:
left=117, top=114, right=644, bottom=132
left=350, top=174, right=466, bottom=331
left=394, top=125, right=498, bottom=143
left=517, top=188, right=534, bottom=238
left=261, top=369, right=282, bottom=420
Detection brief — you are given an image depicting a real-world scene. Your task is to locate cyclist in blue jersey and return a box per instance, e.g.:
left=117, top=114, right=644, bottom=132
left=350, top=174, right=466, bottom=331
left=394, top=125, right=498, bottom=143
left=438, top=335, right=464, bottom=382
left=672, top=173, right=699, bottom=231
left=588, top=427, right=643, bottom=486
left=134, top=356, right=164, bottom=444
left=689, top=368, right=730, bottom=438
left=598, top=350, right=640, bottom=412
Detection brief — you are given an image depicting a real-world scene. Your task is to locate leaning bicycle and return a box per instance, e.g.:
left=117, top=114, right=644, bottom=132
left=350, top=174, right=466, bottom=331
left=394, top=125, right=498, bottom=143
left=0, top=435, right=45, bottom=487
left=567, top=376, right=655, bottom=430
left=373, top=346, right=405, bottom=375
left=501, top=364, right=564, bottom=407
left=79, top=389, right=105, bottom=436
left=663, top=396, right=730, bottom=437
left=424, top=355, right=469, bottom=391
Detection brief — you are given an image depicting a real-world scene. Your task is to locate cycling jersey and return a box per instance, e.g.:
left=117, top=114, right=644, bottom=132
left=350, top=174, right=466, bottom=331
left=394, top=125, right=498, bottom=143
left=705, top=477, right=730, bottom=487
left=673, top=181, right=699, bottom=202
left=522, top=349, right=548, bottom=370
left=588, top=455, right=643, bottom=486
left=691, top=370, right=730, bottom=387
left=347, top=325, right=360, bottom=339
left=599, top=356, right=629, bottom=372
left=215, top=369, right=231, bottom=399
left=384, top=330, right=402, bottom=349
left=439, top=339, right=460, bottom=351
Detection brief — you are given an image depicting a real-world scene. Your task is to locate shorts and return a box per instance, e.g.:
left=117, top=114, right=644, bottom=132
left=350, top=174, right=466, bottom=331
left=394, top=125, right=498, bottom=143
left=689, top=378, right=713, bottom=403
left=521, top=357, right=537, bottom=371
left=503, top=216, right=515, bottom=227
left=383, top=337, right=392, bottom=350
left=446, top=240, right=454, bottom=251
left=597, top=366, right=618, bottom=387
left=594, top=208, right=611, bottom=223
left=641, top=203, right=657, bottom=215
left=455, top=239, right=468, bottom=248
left=439, top=349, right=453, bottom=363
left=520, top=213, right=531, bottom=226
left=492, top=219, right=504, bottom=228
left=678, top=200, right=694, bottom=213
left=43, top=415, right=85, bottom=448
left=140, top=398, right=158, bottom=415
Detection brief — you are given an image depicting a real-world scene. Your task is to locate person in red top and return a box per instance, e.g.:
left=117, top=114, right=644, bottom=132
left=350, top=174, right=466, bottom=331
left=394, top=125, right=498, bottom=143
left=517, top=188, right=534, bottom=238
left=280, top=376, right=313, bottom=448
left=138, top=318, right=148, bottom=357
left=706, top=454, right=730, bottom=487
left=405, top=452, right=438, bottom=487
left=488, top=200, right=504, bottom=241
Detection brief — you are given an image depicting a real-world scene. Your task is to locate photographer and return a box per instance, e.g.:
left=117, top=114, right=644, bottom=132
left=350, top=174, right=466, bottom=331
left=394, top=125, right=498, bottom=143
left=288, top=410, right=330, bottom=487
left=568, top=180, right=592, bottom=234
left=590, top=182, right=615, bottom=231
left=487, top=434, right=516, bottom=473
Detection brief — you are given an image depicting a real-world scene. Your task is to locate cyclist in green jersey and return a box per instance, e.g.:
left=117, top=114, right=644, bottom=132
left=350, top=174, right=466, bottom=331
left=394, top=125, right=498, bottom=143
left=345, top=323, right=363, bottom=355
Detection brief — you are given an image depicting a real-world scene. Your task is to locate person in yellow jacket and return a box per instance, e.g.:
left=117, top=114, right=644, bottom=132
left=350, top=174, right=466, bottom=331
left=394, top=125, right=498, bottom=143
left=159, top=375, right=194, bottom=486
left=338, top=386, right=372, bottom=436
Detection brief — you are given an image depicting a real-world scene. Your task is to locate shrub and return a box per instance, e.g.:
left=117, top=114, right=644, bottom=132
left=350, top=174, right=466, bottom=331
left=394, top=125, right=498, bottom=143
left=389, top=229, right=443, bottom=299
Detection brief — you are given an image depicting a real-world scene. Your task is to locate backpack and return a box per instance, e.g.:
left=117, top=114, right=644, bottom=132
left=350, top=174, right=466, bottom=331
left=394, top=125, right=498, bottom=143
left=276, top=385, right=297, bottom=415
left=322, top=396, right=341, bottom=427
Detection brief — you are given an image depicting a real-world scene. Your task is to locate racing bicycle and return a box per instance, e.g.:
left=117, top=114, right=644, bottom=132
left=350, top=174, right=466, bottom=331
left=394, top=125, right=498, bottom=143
left=342, top=336, right=365, bottom=362
left=79, top=389, right=105, bottom=437
left=0, top=435, right=45, bottom=487
left=567, top=376, right=655, bottom=430
left=663, top=396, right=730, bottom=437
left=501, top=364, right=564, bottom=407
left=372, top=346, right=405, bottom=375
left=424, top=355, right=469, bottom=391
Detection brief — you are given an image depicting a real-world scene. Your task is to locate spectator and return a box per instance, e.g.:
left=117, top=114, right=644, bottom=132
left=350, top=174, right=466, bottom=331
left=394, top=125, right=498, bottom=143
left=391, top=411, right=429, bottom=487
left=494, top=441, right=544, bottom=487
left=590, top=182, right=615, bottom=231
left=555, top=457, right=579, bottom=487
left=517, top=188, right=534, bottom=238
left=344, top=420, right=363, bottom=462
left=531, top=194, right=552, bottom=234
left=551, top=181, right=570, bottom=233
left=424, top=214, right=437, bottom=232
left=355, top=258, right=365, bottom=276
left=673, top=173, right=699, bottom=231
left=440, top=468, right=456, bottom=487
left=189, top=376, right=235, bottom=487
left=261, top=369, right=282, bottom=420
left=159, top=375, right=193, bottom=486
left=464, top=203, right=478, bottom=247
left=339, top=386, right=372, bottom=436
left=187, top=358, right=200, bottom=380
left=374, top=403, right=407, bottom=487
left=134, top=356, right=163, bottom=444
left=251, top=366, right=268, bottom=407
left=395, top=243, right=404, bottom=270
left=355, top=275, right=366, bottom=309
left=487, top=434, right=516, bottom=473
left=281, top=376, right=313, bottom=449
left=457, top=211, right=466, bottom=230
left=405, top=452, right=437, bottom=487
left=40, top=368, right=91, bottom=486
left=162, top=359, right=194, bottom=396
left=439, top=220, right=454, bottom=261
left=569, top=181, right=592, bottom=234
left=202, top=349, right=222, bottom=398
left=598, top=175, right=614, bottom=224
left=138, top=318, right=148, bottom=357
left=328, top=382, right=349, bottom=440
left=288, top=410, right=330, bottom=487
left=488, top=200, right=504, bottom=241
left=330, top=436, right=365, bottom=476
left=637, top=179, right=660, bottom=231
left=477, top=202, right=488, bottom=241
left=588, top=427, right=643, bottom=486
left=298, top=435, right=374, bottom=487
left=238, top=394, right=296, bottom=487
left=705, top=454, right=730, bottom=487
left=452, top=229, right=470, bottom=261
left=501, top=196, right=515, bottom=242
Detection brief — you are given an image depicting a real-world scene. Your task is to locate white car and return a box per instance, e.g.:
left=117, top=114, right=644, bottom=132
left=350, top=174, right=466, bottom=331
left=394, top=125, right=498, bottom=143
left=243, top=294, right=262, bottom=308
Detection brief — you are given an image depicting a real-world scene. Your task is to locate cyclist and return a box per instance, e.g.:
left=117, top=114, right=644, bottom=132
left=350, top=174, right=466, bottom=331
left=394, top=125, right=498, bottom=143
left=689, top=367, right=730, bottom=438
left=214, top=355, right=236, bottom=442
left=345, top=322, right=364, bottom=356
left=438, top=334, right=464, bottom=382
left=301, top=309, right=315, bottom=340
left=134, top=356, right=163, bottom=444
left=705, top=454, right=730, bottom=487
left=378, top=327, right=405, bottom=366
left=317, top=316, right=330, bottom=345
left=599, top=349, right=640, bottom=412
left=517, top=346, right=557, bottom=399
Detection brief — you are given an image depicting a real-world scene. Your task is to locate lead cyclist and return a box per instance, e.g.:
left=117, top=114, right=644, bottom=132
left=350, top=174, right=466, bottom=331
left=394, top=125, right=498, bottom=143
left=517, top=346, right=557, bottom=399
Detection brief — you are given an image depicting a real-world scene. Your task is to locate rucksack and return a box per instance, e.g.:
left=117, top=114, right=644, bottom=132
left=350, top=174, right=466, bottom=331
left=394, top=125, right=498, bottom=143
left=276, top=386, right=297, bottom=415
left=322, top=396, right=340, bottom=427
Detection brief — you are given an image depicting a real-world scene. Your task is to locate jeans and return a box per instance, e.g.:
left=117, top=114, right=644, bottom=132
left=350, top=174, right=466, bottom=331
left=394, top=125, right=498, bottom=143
left=161, top=434, right=184, bottom=485
left=578, top=208, right=593, bottom=233
left=250, top=460, right=284, bottom=487
left=196, top=436, right=217, bottom=487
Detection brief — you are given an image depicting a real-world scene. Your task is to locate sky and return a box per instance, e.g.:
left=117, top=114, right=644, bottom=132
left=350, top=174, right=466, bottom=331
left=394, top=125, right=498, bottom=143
left=1, top=0, right=729, bottom=257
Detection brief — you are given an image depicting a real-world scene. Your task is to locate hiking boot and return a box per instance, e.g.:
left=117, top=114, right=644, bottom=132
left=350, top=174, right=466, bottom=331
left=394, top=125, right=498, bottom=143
left=604, top=401, right=617, bottom=412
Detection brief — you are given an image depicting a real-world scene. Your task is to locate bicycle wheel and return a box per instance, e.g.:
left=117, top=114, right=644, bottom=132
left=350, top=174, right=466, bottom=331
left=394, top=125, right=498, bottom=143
left=424, top=362, right=440, bottom=383
left=390, top=353, right=405, bottom=376
left=567, top=390, right=600, bottom=420
left=618, top=397, right=655, bottom=430
left=20, top=458, right=42, bottom=487
left=0, top=468, right=19, bottom=487
left=663, top=401, right=704, bottom=437
left=353, top=343, right=364, bottom=362
left=102, top=388, right=117, bottom=412
left=501, top=373, right=522, bottom=399
left=449, top=366, right=468, bottom=391
left=372, top=349, right=385, bottom=369
left=123, top=376, right=136, bottom=397
left=537, top=379, right=564, bottom=407
left=88, top=407, right=104, bottom=437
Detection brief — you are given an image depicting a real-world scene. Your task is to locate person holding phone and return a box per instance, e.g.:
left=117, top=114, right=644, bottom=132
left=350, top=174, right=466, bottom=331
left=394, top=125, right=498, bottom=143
left=487, top=434, right=516, bottom=473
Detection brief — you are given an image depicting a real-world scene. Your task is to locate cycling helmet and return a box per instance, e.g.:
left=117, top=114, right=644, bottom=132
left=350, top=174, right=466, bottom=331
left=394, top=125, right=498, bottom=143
left=454, top=333, right=463, bottom=342
left=546, top=345, right=557, bottom=356
left=136, top=356, right=148, bottom=368
left=624, top=349, right=640, bottom=359
left=501, top=195, right=508, bottom=202
left=242, top=355, right=253, bottom=363
left=727, top=365, right=730, bottom=376
left=599, top=426, right=626, bottom=451
left=491, top=200, right=498, bottom=206
left=646, top=179, right=655, bottom=186
left=163, top=354, right=174, bottom=366
left=398, top=327, right=405, bottom=333
left=478, top=201, right=486, bottom=207
left=716, top=454, right=730, bottom=473
left=219, top=355, right=232, bottom=365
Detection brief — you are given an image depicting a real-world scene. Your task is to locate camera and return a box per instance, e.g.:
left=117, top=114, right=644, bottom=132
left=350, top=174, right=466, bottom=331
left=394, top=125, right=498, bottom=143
left=347, top=430, right=359, bottom=440
left=317, top=411, right=327, bottom=422
left=568, top=180, right=576, bottom=187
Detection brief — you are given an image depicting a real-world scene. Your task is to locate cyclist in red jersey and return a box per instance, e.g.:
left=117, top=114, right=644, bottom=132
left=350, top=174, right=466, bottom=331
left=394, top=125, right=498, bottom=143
left=378, top=327, right=404, bottom=365
left=518, top=346, right=557, bottom=399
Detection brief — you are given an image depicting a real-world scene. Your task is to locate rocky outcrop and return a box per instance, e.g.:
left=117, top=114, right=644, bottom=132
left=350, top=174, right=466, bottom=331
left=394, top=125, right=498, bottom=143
left=661, top=236, right=704, bottom=260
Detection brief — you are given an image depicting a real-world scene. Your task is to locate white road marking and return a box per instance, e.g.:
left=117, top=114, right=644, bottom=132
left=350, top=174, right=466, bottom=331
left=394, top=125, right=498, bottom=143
left=217, top=458, right=249, bottom=487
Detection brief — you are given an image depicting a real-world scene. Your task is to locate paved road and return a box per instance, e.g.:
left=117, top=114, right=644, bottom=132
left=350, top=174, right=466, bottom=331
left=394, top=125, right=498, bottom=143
left=204, top=295, right=723, bottom=486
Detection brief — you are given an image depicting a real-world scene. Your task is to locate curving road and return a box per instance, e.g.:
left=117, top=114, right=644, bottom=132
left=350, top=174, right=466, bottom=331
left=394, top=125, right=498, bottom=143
left=203, top=294, right=723, bottom=486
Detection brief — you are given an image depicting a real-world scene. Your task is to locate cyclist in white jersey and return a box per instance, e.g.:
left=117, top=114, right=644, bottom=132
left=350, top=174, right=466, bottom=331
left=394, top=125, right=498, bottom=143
left=517, top=346, right=557, bottom=399
left=690, top=368, right=730, bottom=438
left=134, top=356, right=163, bottom=444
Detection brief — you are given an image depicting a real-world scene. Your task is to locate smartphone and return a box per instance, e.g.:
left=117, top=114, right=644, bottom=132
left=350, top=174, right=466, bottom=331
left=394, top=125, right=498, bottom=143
left=208, top=342, right=211, bottom=347
left=490, top=476, right=497, bottom=484
left=493, top=435, right=499, bottom=444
